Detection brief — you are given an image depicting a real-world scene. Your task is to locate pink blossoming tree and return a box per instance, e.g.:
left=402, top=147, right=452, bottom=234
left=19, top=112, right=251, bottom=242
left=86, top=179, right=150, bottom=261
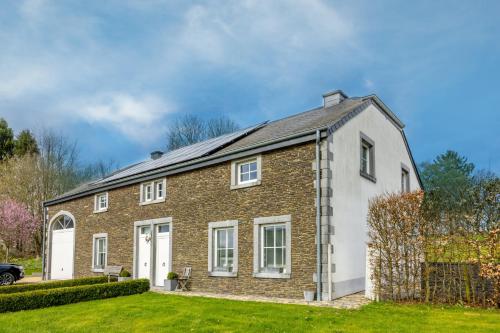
left=0, top=199, right=38, bottom=262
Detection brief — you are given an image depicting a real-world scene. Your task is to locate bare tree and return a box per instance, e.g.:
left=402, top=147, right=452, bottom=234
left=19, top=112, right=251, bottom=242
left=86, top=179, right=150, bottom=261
left=166, top=115, right=206, bottom=151
left=78, top=159, right=119, bottom=181
left=38, top=129, right=81, bottom=196
left=166, top=114, right=239, bottom=151
left=207, top=116, right=240, bottom=139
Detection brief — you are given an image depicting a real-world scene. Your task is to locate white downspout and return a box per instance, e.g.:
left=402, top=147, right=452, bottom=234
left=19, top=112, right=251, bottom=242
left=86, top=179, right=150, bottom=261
left=315, top=130, right=322, bottom=301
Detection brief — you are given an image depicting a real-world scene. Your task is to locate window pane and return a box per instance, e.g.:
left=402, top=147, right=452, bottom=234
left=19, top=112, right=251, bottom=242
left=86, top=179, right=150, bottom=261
left=227, top=229, right=234, bottom=248
left=241, top=173, right=250, bottom=182
left=227, top=249, right=233, bottom=263
left=249, top=162, right=257, bottom=171
left=99, top=253, right=105, bottom=267
left=158, top=224, right=169, bottom=233
left=275, top=248, right=283, bottom=266
left=157, top=182, right=163, bottom=198
left=264, top=227, right=274, bottom=247
left=249, top=171, right=258, bottom=180
left=241, top=163, right=249, bottom=173
left=217, top=229, right=226, bottom=248
left=264, top=248, right=274, bottom=267
left=141, top=226, right=150, bottom=234
left=217, top=249, right=225, bottom=267
left=275, top=227, right=284, bottom=247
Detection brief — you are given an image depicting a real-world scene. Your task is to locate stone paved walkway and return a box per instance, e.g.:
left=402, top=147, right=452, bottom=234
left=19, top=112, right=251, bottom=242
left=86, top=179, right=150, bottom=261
left=151, top=288, right=371, bottom=309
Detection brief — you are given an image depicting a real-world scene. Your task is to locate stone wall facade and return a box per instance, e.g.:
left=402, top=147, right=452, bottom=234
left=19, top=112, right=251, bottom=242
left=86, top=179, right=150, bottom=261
left=45, top=143, right=318, bottom=298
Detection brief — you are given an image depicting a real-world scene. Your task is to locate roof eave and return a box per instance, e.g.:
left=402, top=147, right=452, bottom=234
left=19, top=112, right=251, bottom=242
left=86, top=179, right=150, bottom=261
left=44, top=127, right=329, bottom=207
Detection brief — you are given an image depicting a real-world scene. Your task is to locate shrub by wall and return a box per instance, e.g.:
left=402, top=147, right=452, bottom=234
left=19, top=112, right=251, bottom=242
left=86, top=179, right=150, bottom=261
left=0, top=276, right=109, bottom=294
left=0, top=279, right=150, bottom=313
left=368, top=180, right=499, bottom=307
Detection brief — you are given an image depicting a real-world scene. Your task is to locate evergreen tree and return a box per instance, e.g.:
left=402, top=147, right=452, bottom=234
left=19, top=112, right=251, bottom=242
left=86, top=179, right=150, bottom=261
left=14, top=129, right=39, bottom=156
left=0, top=118, right=15, bottom=161
left=419, top=150, right=475, bottom=211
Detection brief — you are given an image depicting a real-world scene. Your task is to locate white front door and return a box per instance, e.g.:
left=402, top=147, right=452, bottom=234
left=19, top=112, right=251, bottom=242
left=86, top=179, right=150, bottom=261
left=155, top=224, right=170, bottom=286
left=51, top=228, right=74, bottom=280
left=137, top=226, right=151, bottom=279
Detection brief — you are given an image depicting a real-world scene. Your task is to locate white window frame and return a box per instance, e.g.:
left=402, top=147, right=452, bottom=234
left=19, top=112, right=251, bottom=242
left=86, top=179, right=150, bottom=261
left=253, top=215, right=291, bottom=279
left=93, top=192, right=108, bottom=213
left=360, top=132, right=376, bottom=183
left=139, top=178, right=166, bottom=205
left=230, top=155, right=262, bottom=190
left=401, top=163, right=410, bottom=193
left=91, top=233, right=108, bottom=272
left=208, top=220, right=238, bottom=277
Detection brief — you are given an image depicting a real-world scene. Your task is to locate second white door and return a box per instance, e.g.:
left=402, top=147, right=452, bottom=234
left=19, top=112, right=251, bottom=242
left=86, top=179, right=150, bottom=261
left=155, top=224, right=170, bottom=286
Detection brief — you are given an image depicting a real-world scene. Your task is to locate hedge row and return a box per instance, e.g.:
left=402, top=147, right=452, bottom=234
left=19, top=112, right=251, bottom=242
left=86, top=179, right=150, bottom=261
left=0, top=276, right=109, bottom=294
left=0, top=279, right=150, bottom=313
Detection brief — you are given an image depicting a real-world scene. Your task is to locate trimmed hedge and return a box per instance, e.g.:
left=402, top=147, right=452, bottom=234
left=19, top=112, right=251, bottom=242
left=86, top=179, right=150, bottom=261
left=0, top=276, right=109, bottom=295
left=0, top=279, right=150, bottom=313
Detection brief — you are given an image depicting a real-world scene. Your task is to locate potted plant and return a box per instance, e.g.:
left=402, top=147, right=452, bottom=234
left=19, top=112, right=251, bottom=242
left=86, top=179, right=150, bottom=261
left=304, top=290, right=315, bottom=302
left=118, top=269, right=132, bottom=282
left=164, top=272, right=178, bottom=291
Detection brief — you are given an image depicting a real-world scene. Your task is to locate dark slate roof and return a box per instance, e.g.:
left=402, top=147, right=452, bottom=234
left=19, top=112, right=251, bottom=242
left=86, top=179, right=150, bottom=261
left=215, top=97, right=368, bottom=155
left=46, top=94, right=410, bottom=204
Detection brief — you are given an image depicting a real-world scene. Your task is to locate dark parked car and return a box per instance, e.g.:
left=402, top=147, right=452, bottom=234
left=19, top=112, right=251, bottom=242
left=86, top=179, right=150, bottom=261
left=0, top=263, right=24, bottom=285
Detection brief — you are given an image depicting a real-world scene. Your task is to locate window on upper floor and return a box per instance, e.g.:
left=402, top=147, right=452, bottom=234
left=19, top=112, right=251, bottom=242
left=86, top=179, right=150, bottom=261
left=360, top=133, right=376, bottom=182
left=94, top=193, right=108, bottom=213
left=230, top=155, right=262, bottom=190
left=401, top=165, right=410, bottom=193
left=140, top=178, right=166, bottom=205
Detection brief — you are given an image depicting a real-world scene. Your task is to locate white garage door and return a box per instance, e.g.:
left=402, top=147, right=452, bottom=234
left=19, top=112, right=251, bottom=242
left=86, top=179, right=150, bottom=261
left=50, top=215, right=74, bottom=280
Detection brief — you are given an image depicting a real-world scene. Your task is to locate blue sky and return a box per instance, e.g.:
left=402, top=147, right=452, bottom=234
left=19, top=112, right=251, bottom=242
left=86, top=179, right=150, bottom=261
left=1, top=0, right=499, bottom=172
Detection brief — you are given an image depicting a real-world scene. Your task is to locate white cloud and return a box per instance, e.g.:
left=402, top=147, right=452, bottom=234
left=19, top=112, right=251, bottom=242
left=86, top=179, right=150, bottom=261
left=160, top=0, right=360, bottom=84
left=68, top=93, right=175, bottom=143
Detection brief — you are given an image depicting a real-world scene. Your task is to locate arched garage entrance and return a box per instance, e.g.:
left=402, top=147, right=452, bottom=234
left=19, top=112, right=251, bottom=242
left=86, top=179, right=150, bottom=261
left=49, top=212, right=75, bottom=280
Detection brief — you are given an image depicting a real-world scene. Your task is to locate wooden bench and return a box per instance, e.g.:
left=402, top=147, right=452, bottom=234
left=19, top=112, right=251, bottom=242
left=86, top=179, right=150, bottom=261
left=103, top=265, right=122, bottom=282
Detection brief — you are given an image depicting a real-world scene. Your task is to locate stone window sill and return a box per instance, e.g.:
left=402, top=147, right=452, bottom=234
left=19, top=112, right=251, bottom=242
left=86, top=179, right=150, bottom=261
left=253, top=272, right=291, bottom=279
left=139, top=198, right=166, bottom=206
left=92, top=268, right=104, bottom=273
left=93, top=208, right=108, bottom=214
left=230, top=180, right=261, bottom=190
left=360, top=171, right=376, bottom=183
left=208, top=271, right=238, bottom=278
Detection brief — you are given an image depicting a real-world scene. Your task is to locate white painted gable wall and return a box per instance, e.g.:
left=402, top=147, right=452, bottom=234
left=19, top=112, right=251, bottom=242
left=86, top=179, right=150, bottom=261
left=328, top=103, right=421, bottom=299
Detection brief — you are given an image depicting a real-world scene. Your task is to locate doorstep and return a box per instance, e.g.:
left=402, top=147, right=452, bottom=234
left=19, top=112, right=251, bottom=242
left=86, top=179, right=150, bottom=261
left=150, top=287, right=370, bottom=309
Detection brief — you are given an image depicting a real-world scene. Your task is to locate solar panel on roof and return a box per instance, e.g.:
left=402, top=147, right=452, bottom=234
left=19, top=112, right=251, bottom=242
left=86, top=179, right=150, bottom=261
left=96, top=123, right=266, bottom=184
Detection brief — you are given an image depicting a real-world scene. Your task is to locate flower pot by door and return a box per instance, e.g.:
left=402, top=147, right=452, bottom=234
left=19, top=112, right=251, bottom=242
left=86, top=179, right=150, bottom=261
left=164, top=279, right=177, bottom=291
left=118, top=277, right=132, bottom=282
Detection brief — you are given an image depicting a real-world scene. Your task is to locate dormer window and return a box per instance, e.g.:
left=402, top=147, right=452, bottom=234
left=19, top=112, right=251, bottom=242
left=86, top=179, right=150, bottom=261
left=140, top=178, right=166, bottom=205
left=94, top=193, right=108, bottom=213
left=230, top=155, right=262, bottom=190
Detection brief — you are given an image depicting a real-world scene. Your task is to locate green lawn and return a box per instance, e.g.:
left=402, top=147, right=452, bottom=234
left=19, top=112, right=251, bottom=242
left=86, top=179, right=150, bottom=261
left=0, top=292, right=498, bottom=332
left=10, top=257, right=42, bottom=276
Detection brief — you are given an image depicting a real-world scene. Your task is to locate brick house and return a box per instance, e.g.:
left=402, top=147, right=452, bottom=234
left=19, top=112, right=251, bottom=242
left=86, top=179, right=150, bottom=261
left=42, top=90, right=422, bottom=301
